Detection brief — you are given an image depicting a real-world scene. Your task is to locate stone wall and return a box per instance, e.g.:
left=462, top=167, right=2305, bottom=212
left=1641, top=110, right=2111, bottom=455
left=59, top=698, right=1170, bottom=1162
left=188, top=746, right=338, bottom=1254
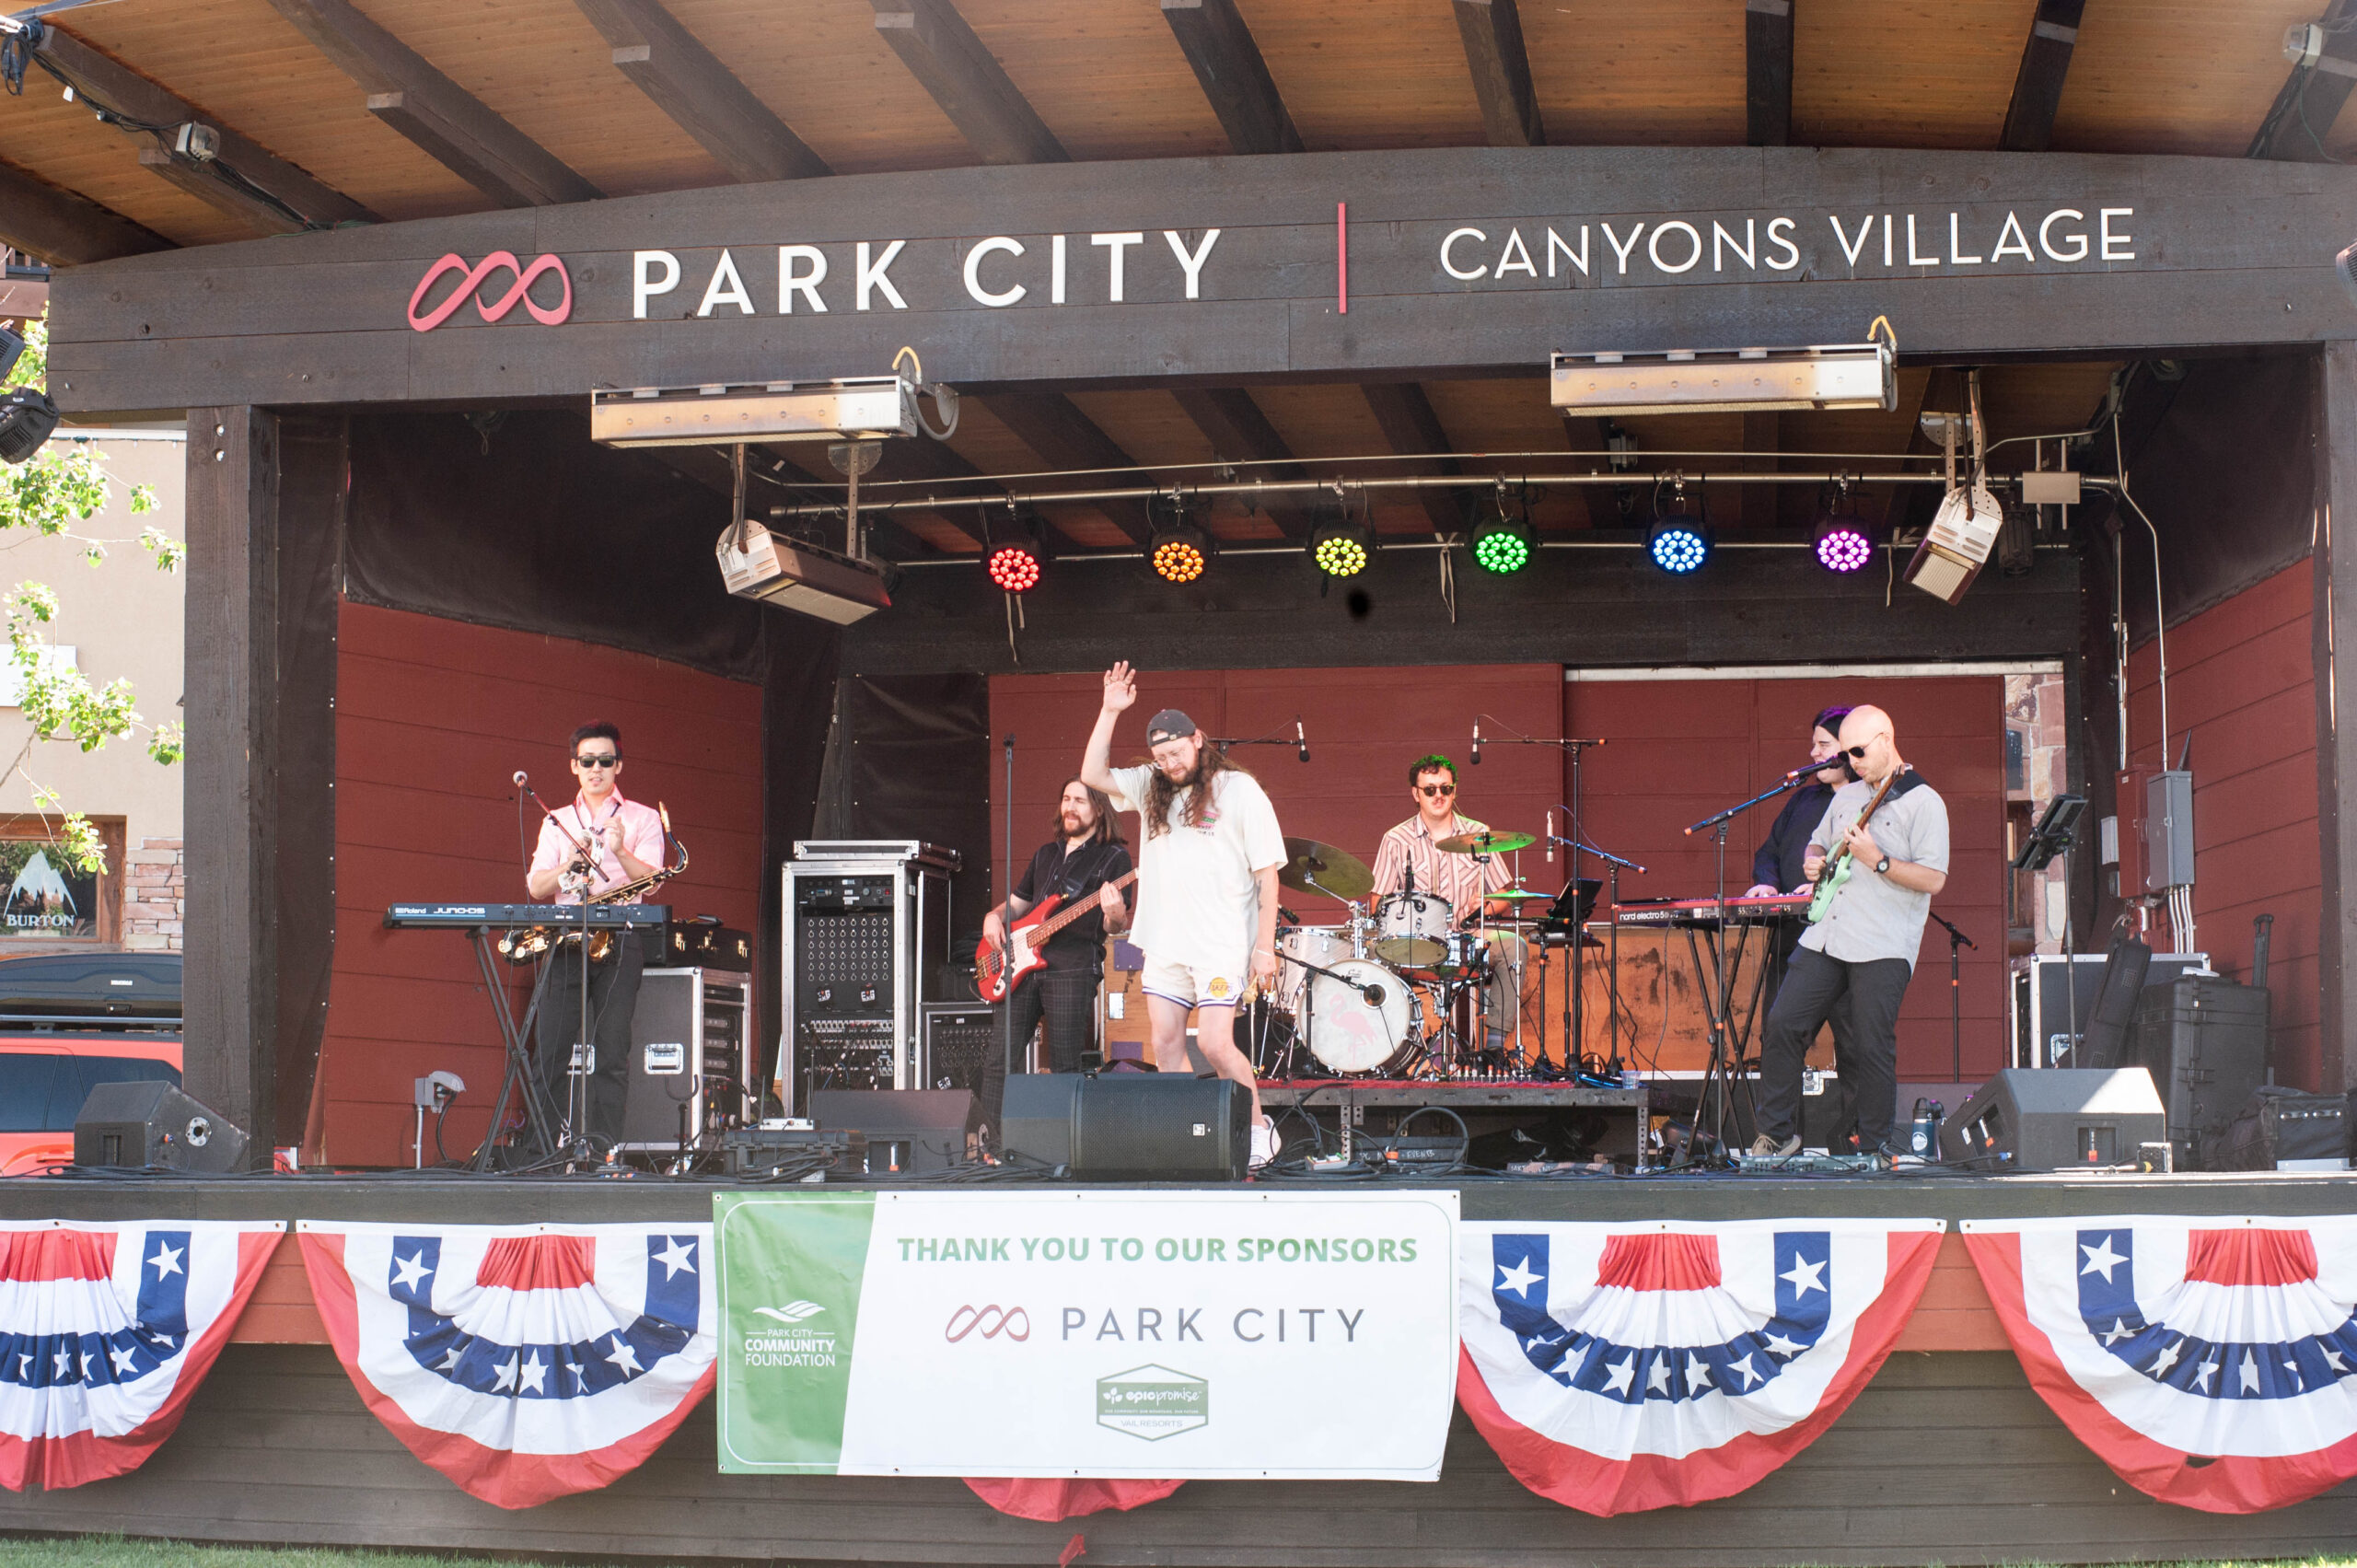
left=123, top=836, right=182, bottom=952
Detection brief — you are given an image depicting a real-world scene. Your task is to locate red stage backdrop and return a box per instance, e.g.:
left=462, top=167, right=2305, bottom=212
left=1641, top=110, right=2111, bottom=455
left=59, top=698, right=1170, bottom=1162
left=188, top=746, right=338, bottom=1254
left=317, top=602, right=763, bottom=1167
left=1564, top=672, right=2008, bottom=1084
left=2127, top=561, right=2322, bottom=1089
left=986, top=667, right=1567, bottom=926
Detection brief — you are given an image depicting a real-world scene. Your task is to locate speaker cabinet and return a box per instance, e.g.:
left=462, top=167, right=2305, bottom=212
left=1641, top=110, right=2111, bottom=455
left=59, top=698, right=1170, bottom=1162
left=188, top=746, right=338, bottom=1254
left=1003, top=1073, right=1248, bottom=1181
left=1939, top=1067, right=2165, bottom=1171
left=620, top=968, right=752, bottom=1152
left=808, top=1087, right=974, bottom=1173
left=74, top=1079, right=249, bottom=1173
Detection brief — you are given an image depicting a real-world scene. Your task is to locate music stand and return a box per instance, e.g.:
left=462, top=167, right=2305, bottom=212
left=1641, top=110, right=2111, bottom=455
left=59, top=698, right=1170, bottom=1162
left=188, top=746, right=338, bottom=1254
left=2012, top=793, right=2087, bottom=1065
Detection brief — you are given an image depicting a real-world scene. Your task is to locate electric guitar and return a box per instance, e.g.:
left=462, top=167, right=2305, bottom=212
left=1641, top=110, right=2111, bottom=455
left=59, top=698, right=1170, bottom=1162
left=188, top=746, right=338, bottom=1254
left=976, top=868, right=1139, bottom=1003
left=1805, top=769, right=1907, bottom=924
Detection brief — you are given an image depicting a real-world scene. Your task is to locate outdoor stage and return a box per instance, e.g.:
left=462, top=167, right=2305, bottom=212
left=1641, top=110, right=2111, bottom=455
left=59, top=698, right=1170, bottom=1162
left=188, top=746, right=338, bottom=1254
left=6, top=1169, right=2357, bottom=1566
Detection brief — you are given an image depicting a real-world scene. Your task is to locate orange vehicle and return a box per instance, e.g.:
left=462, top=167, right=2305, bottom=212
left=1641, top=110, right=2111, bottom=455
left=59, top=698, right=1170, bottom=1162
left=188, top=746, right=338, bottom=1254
left=0, top=951, right=182, bottom=1176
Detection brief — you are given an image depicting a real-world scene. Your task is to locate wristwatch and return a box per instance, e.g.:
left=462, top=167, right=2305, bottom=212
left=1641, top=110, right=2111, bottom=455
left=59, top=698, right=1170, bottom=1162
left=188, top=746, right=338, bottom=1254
left=1874, top=855, right=1892, bottom=875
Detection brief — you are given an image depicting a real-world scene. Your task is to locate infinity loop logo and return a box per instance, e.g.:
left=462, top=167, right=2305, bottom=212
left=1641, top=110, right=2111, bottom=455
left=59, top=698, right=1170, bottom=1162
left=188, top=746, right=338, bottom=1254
left=407, top=250, right=573, bottom=331
left=946, top=1304, right=1030, bottom=1342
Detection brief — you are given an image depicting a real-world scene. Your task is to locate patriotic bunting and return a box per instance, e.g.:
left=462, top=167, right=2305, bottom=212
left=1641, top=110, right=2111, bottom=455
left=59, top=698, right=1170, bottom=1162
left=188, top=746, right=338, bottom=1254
left=963, top=1477, right=1188, bottom=1521
left=297, top=1221, right=715, bottom=1509
left=1456, top=1218, right=1943, bottom=1514
left=1963, top=1215, right=2357, bottom=1513
left=0, top=1219, right=283, bottom=1492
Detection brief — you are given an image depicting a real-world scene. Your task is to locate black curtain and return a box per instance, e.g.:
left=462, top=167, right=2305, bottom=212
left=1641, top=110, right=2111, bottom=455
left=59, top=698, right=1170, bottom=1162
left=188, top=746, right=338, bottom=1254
left=830, top=673, right=993, bottom=940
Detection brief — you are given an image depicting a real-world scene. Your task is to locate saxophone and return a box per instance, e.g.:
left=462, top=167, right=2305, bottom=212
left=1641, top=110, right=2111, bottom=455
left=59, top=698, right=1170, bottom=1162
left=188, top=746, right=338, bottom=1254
left=499, top=805, right=689, bottom=966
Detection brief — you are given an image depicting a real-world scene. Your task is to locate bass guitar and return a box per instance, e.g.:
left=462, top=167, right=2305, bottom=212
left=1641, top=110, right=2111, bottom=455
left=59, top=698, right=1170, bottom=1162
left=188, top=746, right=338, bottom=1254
left=976, top=868, right=1139, bottom=1004
left=1805, top=769, right=1906, bottom=924
left=498, top=804, right=688, bottom=965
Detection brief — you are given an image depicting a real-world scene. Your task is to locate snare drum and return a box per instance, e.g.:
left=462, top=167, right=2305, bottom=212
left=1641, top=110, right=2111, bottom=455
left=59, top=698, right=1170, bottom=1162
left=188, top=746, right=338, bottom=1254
left=1414, top=928, right=1491, bottom=979
left=1272, top=925, right=1352, bottom=1013
left=1303, top=958, right=1432, bottom=1074
left=1373, top=891, right=1452, bottom=967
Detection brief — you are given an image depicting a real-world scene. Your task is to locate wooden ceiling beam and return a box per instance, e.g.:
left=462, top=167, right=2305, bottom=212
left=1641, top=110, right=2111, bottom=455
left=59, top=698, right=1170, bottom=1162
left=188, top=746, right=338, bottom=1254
left=0, top=158, right=171, bottom=264
left=1745, top=0, right=1794, bottom=147
left=869, top=0, right=1067, bottom=166
left=1997, top=0, right=2084, bottom=153
left=1360, top=383, right=1464, bottom=535
left=1451, top=0, right=1544, bottom=148
left=980, top=392, right=1154, bottom=545
left=262, top=0, right=602, bottom=206
left=1741, top=410, right=1782, bottom=529
left=571, top=0, right=830, bottom=182
left=1160, top=0, right=1303, bottom=156
left=1173, top=388, right=1315, bottom=540
left=30, top=23, right=377, bottom=233
left=2251, top=0, right=2357, bottom=160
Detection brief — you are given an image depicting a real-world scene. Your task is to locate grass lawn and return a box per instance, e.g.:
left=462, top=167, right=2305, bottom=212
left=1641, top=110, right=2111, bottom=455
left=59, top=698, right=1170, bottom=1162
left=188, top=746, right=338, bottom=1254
left=0, top=1541, right=692, bottom=1568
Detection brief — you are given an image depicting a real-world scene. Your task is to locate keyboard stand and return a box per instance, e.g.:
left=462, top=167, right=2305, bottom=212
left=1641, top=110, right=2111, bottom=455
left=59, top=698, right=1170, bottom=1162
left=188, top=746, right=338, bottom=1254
left=460, top=925, right=563, bottom=1171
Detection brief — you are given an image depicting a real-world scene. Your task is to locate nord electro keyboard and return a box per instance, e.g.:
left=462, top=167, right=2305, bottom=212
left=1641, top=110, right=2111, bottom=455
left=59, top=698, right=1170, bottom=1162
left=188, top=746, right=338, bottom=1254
left=1610, top=894, right=1809, bottom=928
left=383, top=903, right=671, bottom=930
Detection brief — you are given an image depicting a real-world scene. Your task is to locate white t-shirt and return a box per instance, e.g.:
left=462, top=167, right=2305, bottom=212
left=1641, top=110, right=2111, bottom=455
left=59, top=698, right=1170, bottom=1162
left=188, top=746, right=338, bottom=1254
left=1105, top=763, right=1287, bottom=973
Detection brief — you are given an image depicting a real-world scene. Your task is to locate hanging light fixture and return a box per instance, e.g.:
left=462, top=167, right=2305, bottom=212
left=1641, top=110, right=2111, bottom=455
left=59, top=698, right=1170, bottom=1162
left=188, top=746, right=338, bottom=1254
left=1810, top=480, right=1875, bottom=575
left=983, top=510, right=1048, bottom=594
left=1471, top=486, right=1533, bottom=575
left=1148, top=524, right=1211, bottom=584
left=1309, top=521, right=1373, bottom=579
left=1645, top=478, right=1711, bottom=575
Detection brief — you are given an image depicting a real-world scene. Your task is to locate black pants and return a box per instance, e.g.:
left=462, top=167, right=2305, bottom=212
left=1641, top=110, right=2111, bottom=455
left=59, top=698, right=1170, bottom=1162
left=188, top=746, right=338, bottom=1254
left=1757, top=946, right=1911, bottom=1153
left=534, top=932, right=648, bottom=1151
left=976, top=963, right=1101, bottom=1144
left=1768, top=923, right=1864, bottom=1145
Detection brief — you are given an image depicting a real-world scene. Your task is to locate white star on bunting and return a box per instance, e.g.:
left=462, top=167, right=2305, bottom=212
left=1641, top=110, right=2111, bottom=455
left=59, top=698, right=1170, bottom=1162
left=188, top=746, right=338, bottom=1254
left=2151, top=1340, right=2183, bottom=1376
left=389, top=1250, right=433, bottom=1293
left=1685, top=1353, right=1713, bottom=1392
left=2078, top=1235, right=2128, bottom=1283
left=1645, top=1356, right=1672, bottom=1395
left=604, top=1334, right=644, bottom=1376
left=146, top=1241, right=183, bottom=1279
left=518, top=1354, right=549, bottom=1395
left=654, top=1236, right=698, bottom=1280
left=1495, top=1256, right=1543, bottom=1297
left=493, top=1354, right=519, bottom=1393
left=1779, top=1254, right=1827, bottom=1297
left=2239, top=1353, right=2260, bottom=1394
left=1726, top=1352, right=1762, bottom=1389
left=2194, top=1359, right=2218, bottom=1393
left=2099, top=1318, right=2135, bottom=1346
left=1762, top=1330, right=1804, bottom=1359
left=108, top=1343, right=138, bottom=1376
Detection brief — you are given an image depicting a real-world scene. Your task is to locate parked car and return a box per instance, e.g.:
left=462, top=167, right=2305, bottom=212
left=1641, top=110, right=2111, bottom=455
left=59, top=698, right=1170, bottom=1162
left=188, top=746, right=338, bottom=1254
left=0, top=951, right=181, bottom=1175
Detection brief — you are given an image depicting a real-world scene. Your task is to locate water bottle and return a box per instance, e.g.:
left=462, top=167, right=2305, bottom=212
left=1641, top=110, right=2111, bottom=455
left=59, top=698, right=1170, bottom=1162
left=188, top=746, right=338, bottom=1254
left=1908, top=1098, right=1943, bottom=1158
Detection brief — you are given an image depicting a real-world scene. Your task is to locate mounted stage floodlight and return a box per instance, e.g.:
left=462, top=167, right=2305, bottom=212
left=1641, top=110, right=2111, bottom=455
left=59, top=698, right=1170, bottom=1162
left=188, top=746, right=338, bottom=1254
left=985, top=515, right=1050, bottom=594
left=1147, top=524, right=1212, bottom=585
left=1309, top=522, right=1373, bottom=579
left=592, top=376, right=925, bottom=447
left=716, top=519, right=890, bottom=624
left=1471, top=514, right=1532, bottom=575
left=1903, top=477, right=2004, bottom=606
left=1550, top=342, right=1897, bottom=418
left=1811, top=482, right=1875, bottom=575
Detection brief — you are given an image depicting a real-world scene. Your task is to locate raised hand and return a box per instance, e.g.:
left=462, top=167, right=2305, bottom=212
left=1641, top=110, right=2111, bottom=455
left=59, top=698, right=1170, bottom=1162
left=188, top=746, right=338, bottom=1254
left=1102, top=661, right=1139, bottom=714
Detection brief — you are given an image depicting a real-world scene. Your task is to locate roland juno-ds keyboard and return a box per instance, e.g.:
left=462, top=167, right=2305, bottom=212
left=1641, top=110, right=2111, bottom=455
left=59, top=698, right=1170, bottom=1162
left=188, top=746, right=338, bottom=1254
left=1611, top=894, right=1809, bottom=928
left=384, top=903, right=672, bottom=930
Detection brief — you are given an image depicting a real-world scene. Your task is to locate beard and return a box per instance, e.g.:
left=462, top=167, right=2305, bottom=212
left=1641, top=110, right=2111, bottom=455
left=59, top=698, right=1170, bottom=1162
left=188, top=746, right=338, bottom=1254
left=1158, top=753, right=1203, bottom=789
left=1061, top=810, right=1090, bottom=836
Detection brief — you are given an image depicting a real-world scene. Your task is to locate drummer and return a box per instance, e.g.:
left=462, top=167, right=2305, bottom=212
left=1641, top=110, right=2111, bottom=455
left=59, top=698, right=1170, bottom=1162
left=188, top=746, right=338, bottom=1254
left=1368, top=753, right=1517, bottom=923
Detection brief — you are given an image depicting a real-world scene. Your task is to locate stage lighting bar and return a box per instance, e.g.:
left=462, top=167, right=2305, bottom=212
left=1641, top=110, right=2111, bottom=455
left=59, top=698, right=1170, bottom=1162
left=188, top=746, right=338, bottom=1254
left=1148, top=525, right=1211, bottom=584
left=1471, top=517, right=1531, bottom=574
left=1646, top=514, right=1712, bottom=575
left=716, top=519, right=890, bottom=623
left=1550, top=343, right=1896, bottom=418
left=1310, top=523, right=1372, bottom=579
left=592, top=376, right=920, bottom=447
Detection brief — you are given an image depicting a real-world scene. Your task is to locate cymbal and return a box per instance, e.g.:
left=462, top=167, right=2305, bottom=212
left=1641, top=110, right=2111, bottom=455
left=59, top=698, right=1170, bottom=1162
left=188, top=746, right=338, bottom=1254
left=1278, top=837, right=1373, bottom=900
left=1436, top=829, right=1537, bottom=855
left=1487, top=888, right=1555, bottom=902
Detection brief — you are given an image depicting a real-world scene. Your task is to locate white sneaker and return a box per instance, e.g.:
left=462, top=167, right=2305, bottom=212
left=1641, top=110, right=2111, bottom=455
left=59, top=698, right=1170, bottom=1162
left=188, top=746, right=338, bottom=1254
left=1249, top=1117, right=1278, bottom=1169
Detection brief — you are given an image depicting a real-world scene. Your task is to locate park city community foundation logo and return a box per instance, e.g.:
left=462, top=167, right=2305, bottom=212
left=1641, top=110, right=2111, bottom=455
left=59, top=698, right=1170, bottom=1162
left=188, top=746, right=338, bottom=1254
left=1097, top=1365, right=1209, bottom=1440
left=741, top=1298, right=837, bottom=1367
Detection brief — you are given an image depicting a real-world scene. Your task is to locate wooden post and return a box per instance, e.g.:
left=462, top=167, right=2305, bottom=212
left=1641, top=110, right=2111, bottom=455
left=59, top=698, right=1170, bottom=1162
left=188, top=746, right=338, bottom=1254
left=183, top=409, right=342, bottom=1160
left=2316, top=343, right=2357, bottom=1094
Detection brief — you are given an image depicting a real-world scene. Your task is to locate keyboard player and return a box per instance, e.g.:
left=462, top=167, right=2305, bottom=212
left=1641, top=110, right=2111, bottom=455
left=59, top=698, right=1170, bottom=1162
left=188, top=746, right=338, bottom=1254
left=525, top=722, right=665, bottom=1151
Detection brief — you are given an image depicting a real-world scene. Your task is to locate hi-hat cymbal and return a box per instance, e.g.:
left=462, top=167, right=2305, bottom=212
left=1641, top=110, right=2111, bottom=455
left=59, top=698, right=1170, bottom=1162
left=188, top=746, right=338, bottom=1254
left=1278, top=837, right=1373, bottom=900
left=1488, top=888, right=1555, bottom=901
left=1436, top=829, right=1537, bottom=855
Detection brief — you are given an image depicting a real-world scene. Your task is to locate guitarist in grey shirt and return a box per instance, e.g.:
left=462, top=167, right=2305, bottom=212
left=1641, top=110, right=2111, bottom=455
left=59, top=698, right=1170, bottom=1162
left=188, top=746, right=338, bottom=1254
left=1752, top=705, right=1950, bottom=1159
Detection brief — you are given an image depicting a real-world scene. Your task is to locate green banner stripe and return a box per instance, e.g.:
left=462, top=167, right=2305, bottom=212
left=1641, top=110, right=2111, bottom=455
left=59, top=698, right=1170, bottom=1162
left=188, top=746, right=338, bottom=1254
left=714, top=1191, right=876, bottom=1474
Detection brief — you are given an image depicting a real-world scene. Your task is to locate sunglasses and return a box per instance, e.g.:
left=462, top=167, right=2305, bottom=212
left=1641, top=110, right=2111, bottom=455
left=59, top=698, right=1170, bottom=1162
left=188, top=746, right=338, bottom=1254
left=575, top=754, right=621, bottom=769
left=1418, top=783, right=1457, bottom=797
left=1843, top=737, right=1888, bottom=760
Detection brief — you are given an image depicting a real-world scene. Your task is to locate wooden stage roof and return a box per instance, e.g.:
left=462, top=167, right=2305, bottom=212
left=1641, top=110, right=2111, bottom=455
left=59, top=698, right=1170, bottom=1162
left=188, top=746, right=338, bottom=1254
left=1, top=0, right=2340, bottom=553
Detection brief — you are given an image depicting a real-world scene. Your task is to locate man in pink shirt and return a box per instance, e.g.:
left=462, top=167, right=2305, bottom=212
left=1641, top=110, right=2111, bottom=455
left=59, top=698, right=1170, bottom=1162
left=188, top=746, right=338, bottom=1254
left=528, top=721, right=667, bottom=1150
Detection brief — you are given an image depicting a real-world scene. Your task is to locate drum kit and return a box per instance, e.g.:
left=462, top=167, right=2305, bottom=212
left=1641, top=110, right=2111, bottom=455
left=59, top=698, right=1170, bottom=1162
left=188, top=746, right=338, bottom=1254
left=1257, top=830, right=1551, bottom=1080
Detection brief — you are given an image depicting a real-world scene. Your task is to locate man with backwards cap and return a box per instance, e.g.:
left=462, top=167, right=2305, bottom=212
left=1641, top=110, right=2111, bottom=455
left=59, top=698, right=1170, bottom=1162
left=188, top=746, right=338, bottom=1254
left=1083, top=661, right=1286, bottom=1166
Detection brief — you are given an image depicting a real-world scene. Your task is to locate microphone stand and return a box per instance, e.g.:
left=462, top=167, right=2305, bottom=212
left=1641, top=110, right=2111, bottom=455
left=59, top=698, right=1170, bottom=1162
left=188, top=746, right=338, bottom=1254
left=526, top=783, right=604, bottom=1171
left=1470, top=721, right=1606, bottom=1061
left=1002, top=734, right=1016, bottom=1152
left=1209, top=717, right=1312, bottom=762
left=1924, top=911, right=1976, bottom=1083
left=1550, top=830, right=1643, bottom=1078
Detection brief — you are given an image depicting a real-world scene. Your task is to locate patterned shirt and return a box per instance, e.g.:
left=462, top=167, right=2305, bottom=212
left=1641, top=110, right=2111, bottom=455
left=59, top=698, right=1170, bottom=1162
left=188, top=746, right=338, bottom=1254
left=528, top=791, right=666, bottom=903
left=1369, top=812, right=1513, bottom=926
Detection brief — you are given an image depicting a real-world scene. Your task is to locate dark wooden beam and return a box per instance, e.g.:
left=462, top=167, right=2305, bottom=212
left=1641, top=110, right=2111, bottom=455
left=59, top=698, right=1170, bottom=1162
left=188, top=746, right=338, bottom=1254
left=32, top=24, right=377, bottom=232
left=571, top=0, right=830, bottom=182
left=1997, top=0, right=2084, bottom=153
left=2317, top=341, right=2357, bottom=1093
left=1160, top=0, right=1303, bottom=156
left=1361, top=382, right=1464, bottom=535
left=1173, top=387, right=1315, bottom=540
left=263, top=0, right=602, bottom=205
left=980, top=392, right=1154, bottom=544
left=1451, top=0, right=1544, bottom=148
left=0, top=159, right=169, bottom=264
left=1741, top=410, right=1782, bottom=530
left=870, top=0, right=1066, bottom=166
left=1744, top=0, right=1794, bottom=148
left=2251, top=0, right=2357, bottom=160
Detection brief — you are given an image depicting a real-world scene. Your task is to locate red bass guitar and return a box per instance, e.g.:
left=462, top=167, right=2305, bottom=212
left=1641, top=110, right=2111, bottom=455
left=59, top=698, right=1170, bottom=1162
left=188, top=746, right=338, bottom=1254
left=975, top=869, right=1139, bottom=1004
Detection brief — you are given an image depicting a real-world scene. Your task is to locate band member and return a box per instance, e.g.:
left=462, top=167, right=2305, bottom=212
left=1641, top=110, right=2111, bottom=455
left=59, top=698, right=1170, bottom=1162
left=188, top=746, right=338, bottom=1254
left=976, top=779, right=1132, bottom=1142
left=1753, top=705, right=1949, bottom=1159
left=525, top=721, right=666, bottom=1150
left=1083, top=663, right=1285, bottom=1164
left=1370, top=753, right=1514, bottom=920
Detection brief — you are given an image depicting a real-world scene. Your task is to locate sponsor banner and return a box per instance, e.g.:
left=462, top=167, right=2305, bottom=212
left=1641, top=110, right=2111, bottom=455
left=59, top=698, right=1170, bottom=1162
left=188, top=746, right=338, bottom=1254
left=297, top=1221, right=715, bottom=1509
left=0, top=1219, right=283, bottom=1491
left=1457, top=1217, right=1944, bottom=1514
left=715, top=1189, right=1458, bottom=1480
left=1963, top=1215, right=2357, bottom=1513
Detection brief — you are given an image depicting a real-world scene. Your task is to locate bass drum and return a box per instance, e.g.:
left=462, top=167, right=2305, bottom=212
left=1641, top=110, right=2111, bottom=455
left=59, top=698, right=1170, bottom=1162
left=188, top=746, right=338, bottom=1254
left=1303, top=958, right=1428, bottom=1075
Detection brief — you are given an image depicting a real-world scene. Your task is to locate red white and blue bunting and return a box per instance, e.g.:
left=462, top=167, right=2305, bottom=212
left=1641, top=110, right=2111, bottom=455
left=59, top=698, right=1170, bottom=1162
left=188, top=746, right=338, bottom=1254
left=1963, top=1214, right=2357, bottom=1513
left=297, top=1221, right=715, bottom=1509
left=0, top=1219, right=283, bottom=1492
left=1456, top=1217, right=1944, bottom=1514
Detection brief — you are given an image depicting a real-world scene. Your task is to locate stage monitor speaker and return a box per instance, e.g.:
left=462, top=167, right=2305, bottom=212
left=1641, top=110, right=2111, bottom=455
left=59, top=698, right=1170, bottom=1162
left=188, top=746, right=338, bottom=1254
left=1002, top=1073, right=1248, bottom=1181
left=74, top=1079, right=249, bottom=1173
left=919, top=1003, right=1005, bottom=1093
left=809, top=1087, right=972, bottom=1173
left=620, top=968, right=753, bottom=1153
left=1938, top=1067, right=2165, bottom=1171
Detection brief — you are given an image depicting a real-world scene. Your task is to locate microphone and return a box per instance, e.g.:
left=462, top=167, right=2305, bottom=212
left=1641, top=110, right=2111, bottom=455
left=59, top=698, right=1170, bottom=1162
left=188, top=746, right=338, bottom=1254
left=1783, top=755, right=1854, bottom=782
left=1295, top=717, right=1309, bottom=763
left=512, top=771, right=528, bottom=787
left=1471, top=718, right=1482, bottom=765
left=1544, top=806, right=1553, bottom=864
